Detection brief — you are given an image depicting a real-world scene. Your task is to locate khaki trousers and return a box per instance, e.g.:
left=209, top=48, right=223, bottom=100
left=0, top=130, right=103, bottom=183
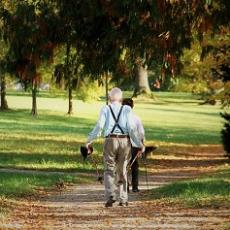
left=103, top=137, right=131, bottom=203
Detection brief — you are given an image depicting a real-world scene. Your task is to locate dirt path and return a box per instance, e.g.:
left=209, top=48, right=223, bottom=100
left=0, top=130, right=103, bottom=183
left=1, top=145, right=229, bottom=230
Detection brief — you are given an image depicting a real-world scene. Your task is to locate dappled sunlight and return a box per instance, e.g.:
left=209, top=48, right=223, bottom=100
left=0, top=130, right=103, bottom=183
left=1, top=93, right=229, bottom=229
left=144, top=145, right=228, bottom=176
left=0, top=0, right=229, bottom=226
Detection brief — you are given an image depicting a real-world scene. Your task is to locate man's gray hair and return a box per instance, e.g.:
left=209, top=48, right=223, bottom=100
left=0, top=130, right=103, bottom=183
left=109, top=87, right=123, bottom=102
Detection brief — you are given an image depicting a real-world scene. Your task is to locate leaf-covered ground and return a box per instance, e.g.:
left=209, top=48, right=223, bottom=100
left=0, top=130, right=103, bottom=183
left=1, top=145, right=229, bottom=230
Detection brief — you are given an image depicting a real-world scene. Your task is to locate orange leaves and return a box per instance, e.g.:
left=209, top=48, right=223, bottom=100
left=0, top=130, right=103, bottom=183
left=161, top=53, right=177, bottom=80
left=158, top=31, right=173, bottom=50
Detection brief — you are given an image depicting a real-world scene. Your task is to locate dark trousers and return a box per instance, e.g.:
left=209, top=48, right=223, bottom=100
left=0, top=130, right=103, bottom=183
left=131, top=147, right=139, bottom=189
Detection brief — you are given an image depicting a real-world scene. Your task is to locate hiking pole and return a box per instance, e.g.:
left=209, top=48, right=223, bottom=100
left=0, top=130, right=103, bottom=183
left=80, top=146, right=103, bottom=184
left=129, top=146, right=157, bottom=169
left=142, top=146, right=158, bottom=191
left=127, top=150, right=139, bottom=193
left=127, top=146, right=158, bottom=192
left=127, top=146, right=152, bottom=192
left=129, top=149, right=150, bottom=190
left=143, top=157, right=149, bottom=190
left=129, top=153, right=139, bottom=168
left=89, top=155, right=103, bottom=184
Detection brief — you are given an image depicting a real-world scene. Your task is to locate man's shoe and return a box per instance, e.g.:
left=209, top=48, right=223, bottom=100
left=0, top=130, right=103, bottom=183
left=119, top=202, right=128, bottom=207
left=132, top=188, right=140, bottom=193
left=105, top=196, right=116, bottom=208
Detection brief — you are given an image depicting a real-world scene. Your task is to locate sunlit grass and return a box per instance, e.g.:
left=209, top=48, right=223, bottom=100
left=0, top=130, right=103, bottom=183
left=0, top=171, right=93, bottom=217
left=0, top=92, right=223, bottom=171
left=0, top=172, right=92, bottom=197
left=0, top=92, right=224, bottom=202
left=151, top=167, right=230, bottom=208
left=5, top=92, right=222, bottom=143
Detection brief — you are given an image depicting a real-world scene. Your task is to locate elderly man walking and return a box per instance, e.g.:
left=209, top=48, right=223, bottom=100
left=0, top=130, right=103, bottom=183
left=86, top=87, right=144, bottom=207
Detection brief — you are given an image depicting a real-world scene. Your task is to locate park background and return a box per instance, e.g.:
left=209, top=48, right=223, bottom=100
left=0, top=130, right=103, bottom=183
left=0, top=0, right=229, bottom=229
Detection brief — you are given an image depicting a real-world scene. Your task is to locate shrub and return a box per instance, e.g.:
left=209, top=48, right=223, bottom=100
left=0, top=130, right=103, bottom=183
left=221, top=112, right=230, bottom=158
left=171, top=77, right=209, bottom=94
left=76, top=80, right=104, bottom=102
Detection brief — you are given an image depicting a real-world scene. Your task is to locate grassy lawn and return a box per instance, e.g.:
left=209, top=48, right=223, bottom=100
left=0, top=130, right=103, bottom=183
left=0, top=92, right=225, bottom=207
left=150, top=167, right=230, bottom=208
left=0, top=92, right=223, bottom=171
left=0, top=172, right=91, bottom=198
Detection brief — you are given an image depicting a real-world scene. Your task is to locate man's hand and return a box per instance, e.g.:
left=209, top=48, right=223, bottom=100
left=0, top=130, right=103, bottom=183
left=137, top=145, right=145, bottom=158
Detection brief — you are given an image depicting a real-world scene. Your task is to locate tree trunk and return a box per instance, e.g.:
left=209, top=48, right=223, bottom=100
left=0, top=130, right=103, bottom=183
left=105, top=72, right=109, bottom=105
left=31, top=82, right=37, bottom=116
left=66, top=40, right=73, bottom=114
left=0, top=73, right=8, bottom=110
left=133, top=64, right=151, bottom=97
left=0, top=76, right=8, bottom=110
left=68, top=86, right=73, bottom=114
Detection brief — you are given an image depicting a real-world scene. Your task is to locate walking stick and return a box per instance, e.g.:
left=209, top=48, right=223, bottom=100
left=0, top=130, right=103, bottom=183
left=142, top=146, right=158, bottom=190
left=80, top=146, right=103, bottom=184
left=129, top=153, right=139, bottom=168
left=127, top=146, right=157, bottom=192
left=88, top=155, right=103, bottom=184
left=143, top=157, right=149, bottom=190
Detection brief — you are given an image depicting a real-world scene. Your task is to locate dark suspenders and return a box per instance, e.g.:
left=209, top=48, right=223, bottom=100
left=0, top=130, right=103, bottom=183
left=108, top=105, right=125, bottom=134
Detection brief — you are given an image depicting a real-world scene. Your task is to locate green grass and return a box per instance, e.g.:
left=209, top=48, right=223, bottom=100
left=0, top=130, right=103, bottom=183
left=0, top=171, right=92, bottom=218
left=223, top=222, right=230, bottom=230
left=0, top=92, right=224, bottom=202
left=150, top=167, right=230, bottom=208
left=0, top=109, right=103, bottom=171
left=0, top=93, right=222, bottom=172
left=0, top=172, right=91, bottom=198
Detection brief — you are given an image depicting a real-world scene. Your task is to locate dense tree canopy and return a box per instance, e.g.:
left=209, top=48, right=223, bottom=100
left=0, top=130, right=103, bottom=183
left=53, top=0, right=229, bottom=93
left=0, top=0, right=229, bottom=113
left=0, top=1, right=61, bottom=114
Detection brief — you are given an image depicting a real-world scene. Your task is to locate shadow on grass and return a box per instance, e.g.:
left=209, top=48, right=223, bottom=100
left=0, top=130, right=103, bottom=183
left=0, top=151, right=104, bottom=172
left=147, top=158, right=229, bottom=168
left=1, top=136, right=86, bottom=146
left=0, top=108, right=95, bottom=125
left=7, top=90, right=67, bottom=99
left=0, top=108, right=221, bottom=145
left=143, top=106, right=220, bottom=116
left=152, top=179, right=230, bottom=198
left=150, top=168, right=230, bottom=208
left=145, top=126, right=221, bottom=145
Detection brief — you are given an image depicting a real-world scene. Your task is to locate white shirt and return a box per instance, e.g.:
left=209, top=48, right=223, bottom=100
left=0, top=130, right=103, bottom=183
left=87, top=102, right=143, bottom=148
left=133, top=114, right=145, bottom=141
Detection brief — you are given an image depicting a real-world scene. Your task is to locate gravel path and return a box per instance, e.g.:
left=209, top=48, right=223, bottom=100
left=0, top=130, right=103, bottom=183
left=1, top=145, right=229, bottom=230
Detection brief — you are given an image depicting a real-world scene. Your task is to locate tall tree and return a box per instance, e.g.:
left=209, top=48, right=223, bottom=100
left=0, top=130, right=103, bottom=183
left=133, top=58, right=151, bottom=96
left=52, top=0, right=90, bottom=112
left=0, top=42, right=8, bottom=110
left=0, top=2, right=9, bottom=110
left=0, top=71, right=8, bottom=110
left=85, top=0, right=228, bottom=96
left=54, top=0, right=201, bottom=95
left=1, top=1, right=59, bottom=115
left=53, top=46, right=83, bottom=114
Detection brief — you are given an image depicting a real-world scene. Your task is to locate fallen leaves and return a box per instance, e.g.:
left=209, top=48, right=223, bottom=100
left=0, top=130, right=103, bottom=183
left=1, top=144, right=229, bottom=229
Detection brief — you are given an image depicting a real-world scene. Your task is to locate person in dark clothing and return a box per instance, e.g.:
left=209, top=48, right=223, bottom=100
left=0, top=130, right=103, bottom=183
left=122, top=98, right=145, bottom=192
